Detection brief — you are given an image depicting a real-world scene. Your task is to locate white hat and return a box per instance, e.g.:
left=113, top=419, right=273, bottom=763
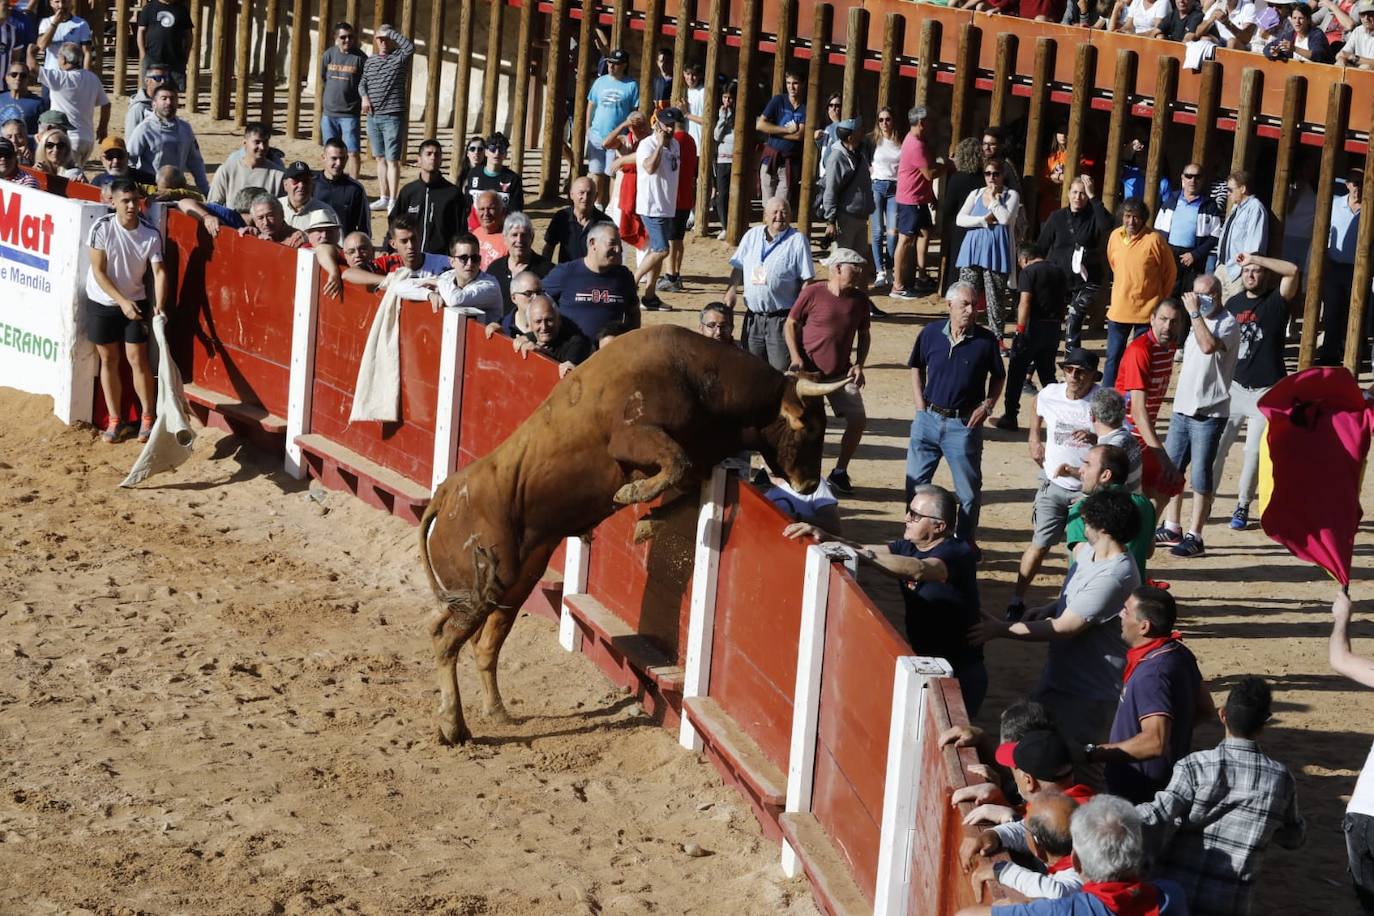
left=825, top=247, right=867, bottom=268
left=305, top=209, right=340, bottom=230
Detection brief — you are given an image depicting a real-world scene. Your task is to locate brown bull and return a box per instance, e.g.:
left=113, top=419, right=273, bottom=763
left=419, top=324, right=848, bottom=744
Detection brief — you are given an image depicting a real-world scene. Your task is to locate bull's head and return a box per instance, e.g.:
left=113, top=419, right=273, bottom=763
left=755, top=376, right=851, bottom=494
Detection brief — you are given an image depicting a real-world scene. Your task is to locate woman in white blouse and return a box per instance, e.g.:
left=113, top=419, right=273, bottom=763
left=955, top=160, right=1021, bottom=342
left=867, top=106, right=903, bottom=288
left=1108, top=0, right=1170, bottom=32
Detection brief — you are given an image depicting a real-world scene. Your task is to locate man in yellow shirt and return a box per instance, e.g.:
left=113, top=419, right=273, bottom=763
left=1104, top=199, right=1177, bottom=386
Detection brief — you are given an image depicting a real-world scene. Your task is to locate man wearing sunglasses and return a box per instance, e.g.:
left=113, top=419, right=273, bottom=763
left=1338, top=0, right=1374, bottom=66
left=783, top=482, right=988, bottom=715
left=1154, top=163, right=1222, bottom=295
left=123, top=65, right=169, bottom=141
left=462, top=132, right=523, bottom=231
left=0, top=63, right=46, bottom=136
left=0, top=137, right=36, bottom=187
left=584, top=48, right=639, bottom=207
left=319, top=21, right=366, bottom=178
left=393, top=233, right=502, bottom=325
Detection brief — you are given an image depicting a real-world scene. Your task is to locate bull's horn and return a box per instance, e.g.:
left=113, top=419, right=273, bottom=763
left=793, top=377, right=850, bottom=398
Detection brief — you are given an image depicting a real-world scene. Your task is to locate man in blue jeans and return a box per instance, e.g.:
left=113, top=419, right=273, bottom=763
left=318, top=21, right=367, bottom=179
left=1156, top=277, right=1240, bottom=558
left=907, top=280, right=1006, bottom=546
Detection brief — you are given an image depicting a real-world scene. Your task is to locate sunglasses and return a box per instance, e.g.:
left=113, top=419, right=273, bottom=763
left=147, top=73, right=169, bottom=82
left=451, top=253, right=480, bottom=262
left=1182, top=172, right=1201, bottom=179
left=466, top=144, right=482, bottom=152
left=45, top=140, right=69, bottom=149
left=827, top=102, right=841, bottom=108
left=905, top=508, right=942, bottom=522
left=6, top=71, right=24, bottom=78
left=1062, top=365, right=1093, bottom=375
left=102, top=150, right=126, bottom=158
left=512, top=287, right=543, bottom=297
left=701, top=321, right=729, bottom=330
left=485, top=145, right=506, bottom=153
left=984, top=169, right=1001, bottom=176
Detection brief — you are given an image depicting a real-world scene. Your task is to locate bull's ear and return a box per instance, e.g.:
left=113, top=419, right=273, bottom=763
left=780, top=387, right=806, bottom=431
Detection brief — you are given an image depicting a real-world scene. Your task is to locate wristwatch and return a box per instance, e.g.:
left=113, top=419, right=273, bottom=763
left=1188, top=310, right=1202, bottom=320
left=1084, top=742, right=1098, bottom=761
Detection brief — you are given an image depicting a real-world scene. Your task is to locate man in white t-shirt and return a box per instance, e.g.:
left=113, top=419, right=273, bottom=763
left=35, top=0, right=93, bottom=71
left=1006, top=347, right=1100, bottom=621
left=1329, top=588, right=1374, bottom=912
left=30, top=40, right=107, bottom=164
left=1338, top=1, right=1374, bottom=67
left=1201, top=0, right=1260, bottom=47
left=632, top=106, right=682, bottom=311
left=85, top=179, right=168, bottom=445
left=1158, top=276, right=1240, bottom=558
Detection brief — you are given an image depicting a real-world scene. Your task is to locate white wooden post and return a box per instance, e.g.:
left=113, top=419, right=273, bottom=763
left=284, top=248, right=320, bottom=478
left=559, top=536, right=591, bottom=651
left=679, top=465, right=728, bottom=751
left=781, top=543, right=834, bottom=877
left=873, top=655, right=954, bottom=916
left=430, top=310, right=468, bottom=491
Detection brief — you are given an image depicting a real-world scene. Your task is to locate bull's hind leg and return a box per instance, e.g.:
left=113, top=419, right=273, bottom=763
left=471, top=606, right=520, bottom=723
left=431, top=610, right=484, bottom=745
left=608, top=424, right=692, bottom=505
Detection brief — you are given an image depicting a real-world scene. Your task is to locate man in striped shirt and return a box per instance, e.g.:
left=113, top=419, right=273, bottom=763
left=358, top=24, right=414, bottom=213
left=1113, top=297, right=1185, bottom=507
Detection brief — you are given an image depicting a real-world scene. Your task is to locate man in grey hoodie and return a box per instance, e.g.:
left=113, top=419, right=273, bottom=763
left=127, top=84, right=207, bottom=194
left=123, top=65, right=168, bottom=141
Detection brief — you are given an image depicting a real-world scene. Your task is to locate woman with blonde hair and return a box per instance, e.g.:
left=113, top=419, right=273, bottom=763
left=36, top=128, right=83, bottom=180
left=867, top=105, right=902, bottom=287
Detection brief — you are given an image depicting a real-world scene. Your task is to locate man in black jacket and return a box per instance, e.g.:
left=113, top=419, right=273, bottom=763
left=392, top=138, right=460, bottom=254
left=312, top=137, right=370, bottom=236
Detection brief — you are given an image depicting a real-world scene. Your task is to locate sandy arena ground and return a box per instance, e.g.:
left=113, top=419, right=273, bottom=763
left=1, top=98, right=1371, bottom=913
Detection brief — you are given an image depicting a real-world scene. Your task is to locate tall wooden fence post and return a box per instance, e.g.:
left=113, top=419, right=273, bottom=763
left=569, top=0, right=596, bottom=177
left=422, top=0, right=445, bottom=140
left=1102, top=48, right=1136, bottom=213
left=949, top=23, right=981, bottom=151
left=261, top=0, right=282, bottom=128
left=1144, top=55, right=1177, bottom=217
left=639, top=0, right=666, bottom=114
left=508, top=0, right=535, bottom=174
left=210, top=0, right=231, bottom=120
left=1191, top=59, right=1220, bottom=169
left=796, top=2, right=831, bottom=240
left=670, top=0, right=692, bottom=102
left=988, top=32, right=1017, bottom=129
left=841, top=7, right=869, bottom=121
left=345, top=0, right=359, bottom=28
left=1299, top=82, right=1349, bottom=369
left=113, top=0, right=130, bottom=98
left=876, top=12, right=905, bottom=117
left=234, top=0, right=251, bottom=128
left=610, top=0, right=628, bottom=49
left=771, top=0, right=797, bottom=95
left=285, top=0, right=308, bottom=137
left=1268, top=74, right=1307, bottom=256
left=449, top=0, right=475, bottom=177
left=480, top=0, right=504, bottom=136
left=314, top=0, right=335, bottom=144
left=726, top=0, right=762, bottom=243
left=1342, top=109, right=1374, bottom=371
left=539, top=0, right=572, bottom=199
left=187, top=0, right=203, bottom=112
left=693, top=0, right=728, bottom=236
left=1020, top=37, right=1055, bottom=234
left=1063, top=42, right=1095, bottom=204
left=914, top=19, right=940, bottom=110
left=1230, top=68, right=1263, bottom=179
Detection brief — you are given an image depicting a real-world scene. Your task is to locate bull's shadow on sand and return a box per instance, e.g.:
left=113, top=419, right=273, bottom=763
left=464, top=695, right=650, bottom=747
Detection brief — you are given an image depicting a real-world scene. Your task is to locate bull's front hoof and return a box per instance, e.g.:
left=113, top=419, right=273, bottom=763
left=613, top=482, right=642, bottom=505
left=436, top=717, right=472, bottom=746
left=483, top=704, right=513, bottom=725
left=633, top=519, right=663, bottom=544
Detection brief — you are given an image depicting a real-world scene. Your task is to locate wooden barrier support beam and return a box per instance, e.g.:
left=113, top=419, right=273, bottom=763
left=670, top=0, right=692, bottom=103
left=450, top=0, right=476, bottom=180
left=841, top=7, right=868, bottom=121
left=639, top=0, right=666, bottom=115
left=876, top=12, right=906, bottom=117
left=285, top=249, right=322, bottom=479
left=693, top=0, right=727, bottom=236
left=422, top=0, right=446, bottom=140
left=113, top=0, right=130, bottom=98
left=780, top=545, right=833, bottom=878
left=611, top=0, right=628, bottom=49
left=560, top=537, right=591, bottom=651
left=678, top=467, right=728, bottom=752
left=1231, top=68, right=1263, bottom=178
left=771, top=0, right=797, bottom=95
left=481, top=0, right=504, bottom=136
left=1343, top=110, right=1374, bottom=371
left=188, top=0, right=203, bottom=113
left=1144, top=55, right=1176, bottom=217
left=345, top=0, right=360, bottom=29
left=314, top=0, right=335, bottom=144
left=261, top=0, right=283, bottom=128
left=1299, top=82, right=1348, bottom=369
left=431, top=312, right=467, bottom=491
left=873, top=657, right=953, bottom=916
left=796, top=2, right=832, bottom=239
left=570, top=0, right=597, bottom=178
left=539, top=0, right=572, bottom=199
left=950, top=23, right=981, bottom=151
left=1102, top=48, right=1135, bottom=213
left=372, top=0, right=389, bottom=33
left=234, top=0, right=251, bottom=128
left=285, top=0, right=308, bottom=137
left=509, top=0, right=535, bottom=174
left=725, top=0, right=762, bottom=244
left=211, top=0, right=232, bottom=120
left=1191, top=59, right=1220, bottom=169
left=914, top=19, right=940, bottom=110
left=1269, top=74, right=1307, bottom=257
left=1063, top=42, right=1095, bottom=205
left=988, top=32, right=1017, bottom=130
left=1020, top=37, right=1055, bottom=235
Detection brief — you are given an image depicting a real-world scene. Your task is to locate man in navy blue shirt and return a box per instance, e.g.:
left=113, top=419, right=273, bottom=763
left=1085, top=585, right=1212, bottom=803
left=907, top=280, right=1006, bottom=545
left=543, top=221, right=641, bottom=339
left=755, top=71, right=806, bottom=206
left=782, top=481, right=986, bottom=714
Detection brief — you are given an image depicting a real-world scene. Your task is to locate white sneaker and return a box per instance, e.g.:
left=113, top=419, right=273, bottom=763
left=369, top=197, right=390, bottom=211
left=715, top=230, right=726, bottom=241
left=874, top=269, right=888, bottom=287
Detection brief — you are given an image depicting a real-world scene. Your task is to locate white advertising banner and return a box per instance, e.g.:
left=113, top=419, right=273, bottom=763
left=0, top=183, right=105, bottom=424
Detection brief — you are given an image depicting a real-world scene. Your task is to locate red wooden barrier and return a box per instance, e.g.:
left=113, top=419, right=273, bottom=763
left=811, top=563, right=911, bottom=902
left=456, top=320, right=562, bottom=467
left=21, top=169, right=103, bottom=202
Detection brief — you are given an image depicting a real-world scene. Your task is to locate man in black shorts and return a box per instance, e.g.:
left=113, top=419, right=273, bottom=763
left=85, top=178, right=168, bottom=443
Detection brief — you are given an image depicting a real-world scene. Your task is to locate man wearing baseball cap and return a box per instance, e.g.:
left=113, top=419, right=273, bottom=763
left=585, top=48, right=639, bottom=207
left=278, top=159, right=340, bottom=232
left=462, top=131, right=524, bottom=231
left=0, top=137, right=36, bottom=187
left=1339, top=0, right=1374, bottom=67
left=632, top=107, right=682, bottom=310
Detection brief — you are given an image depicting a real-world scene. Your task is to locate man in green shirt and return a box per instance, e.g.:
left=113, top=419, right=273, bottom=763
left=1064, top=443, right=1155, bottom=578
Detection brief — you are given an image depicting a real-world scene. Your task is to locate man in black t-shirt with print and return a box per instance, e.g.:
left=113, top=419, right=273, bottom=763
left=136, top=0, right=192, bottom=90
left=782, top=482, right=987, bottom=715
left=1211, top=252, right=1301, bottom=531
left=998, top=243, right=1070, bottom=431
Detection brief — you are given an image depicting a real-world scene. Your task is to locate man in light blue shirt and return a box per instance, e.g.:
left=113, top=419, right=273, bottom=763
left=1214, top=168, right=1269, bottom=302
left=724, top=196, right=815, bottom=370
left=584, top=48, right=639, bottom=207
left=1318, top=170, right=1369, bottom=365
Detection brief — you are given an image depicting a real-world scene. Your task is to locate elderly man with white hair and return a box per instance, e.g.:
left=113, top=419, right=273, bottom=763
left=488, top=210, right=553, bottom=306
left=29, top=40, right=106, bottom=164
left=724, top=196, right=814, bottom=371
left=956, top=795, right=1190, bottom=915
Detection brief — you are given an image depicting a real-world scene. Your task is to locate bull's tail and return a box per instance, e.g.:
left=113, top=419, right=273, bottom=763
left=418, top=487, right=508, bottom=638
left=418, top=495, right=445, bottom=603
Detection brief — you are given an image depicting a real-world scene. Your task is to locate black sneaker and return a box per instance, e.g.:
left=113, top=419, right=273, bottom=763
left=1005, top=597, right=1026, bottom=622
left=869, top=302, right=889, bottom=318
left=993, top=415, right=1019, bottom=431
left=641, top=296, right=670, bottom=311
left=826, top=468, right=854, bottom=495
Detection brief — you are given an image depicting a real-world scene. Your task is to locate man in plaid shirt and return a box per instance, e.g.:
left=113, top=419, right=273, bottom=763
left=1136, top=677, right=1306, bottom=916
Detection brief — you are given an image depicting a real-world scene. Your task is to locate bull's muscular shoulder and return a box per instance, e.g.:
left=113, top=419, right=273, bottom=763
left=581, top=325, right=784, bottom=410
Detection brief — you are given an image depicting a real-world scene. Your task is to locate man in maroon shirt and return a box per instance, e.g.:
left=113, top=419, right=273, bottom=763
left=784, top=247, right=872, bottom=495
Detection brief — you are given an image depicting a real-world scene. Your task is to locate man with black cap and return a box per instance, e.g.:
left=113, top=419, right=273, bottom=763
left=278, top=160, right=340, bottom=232
left=961, top=729, right=1095, bottom=841
left=462, top=131, right=524, bottom=230
left=892, top=104, right=943, bottom=299
left=632, top=107, right=682, bottom=311
left=821, top=118, right=875, bottom=281
left=1005, top=345, right=1100, bottom=620
left=584, top=48, right=639, bottom=207
left=0, top=137, right=36, bottom=187
left=392, top=138, right=458, bottom=254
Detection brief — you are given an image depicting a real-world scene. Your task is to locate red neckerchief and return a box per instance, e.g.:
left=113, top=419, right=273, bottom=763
left=1047, top=854, right=1076, bottom=874
left=1065, top=783, right=1096, bottom=804
left=1123, top=632, right=1183, bottom=684
left=1082, top=880, right=1161, bottom=916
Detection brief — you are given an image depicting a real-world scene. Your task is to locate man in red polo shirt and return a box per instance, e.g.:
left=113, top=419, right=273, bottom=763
left=1114, top=297, right=1185, bottom=508
left=784, top=247, right=872, bottom=495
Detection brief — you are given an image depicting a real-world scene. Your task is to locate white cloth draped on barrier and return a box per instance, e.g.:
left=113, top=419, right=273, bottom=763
left=350, top=267, right=410, bottom=424
left=120, top=313, right=197, bottom=487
